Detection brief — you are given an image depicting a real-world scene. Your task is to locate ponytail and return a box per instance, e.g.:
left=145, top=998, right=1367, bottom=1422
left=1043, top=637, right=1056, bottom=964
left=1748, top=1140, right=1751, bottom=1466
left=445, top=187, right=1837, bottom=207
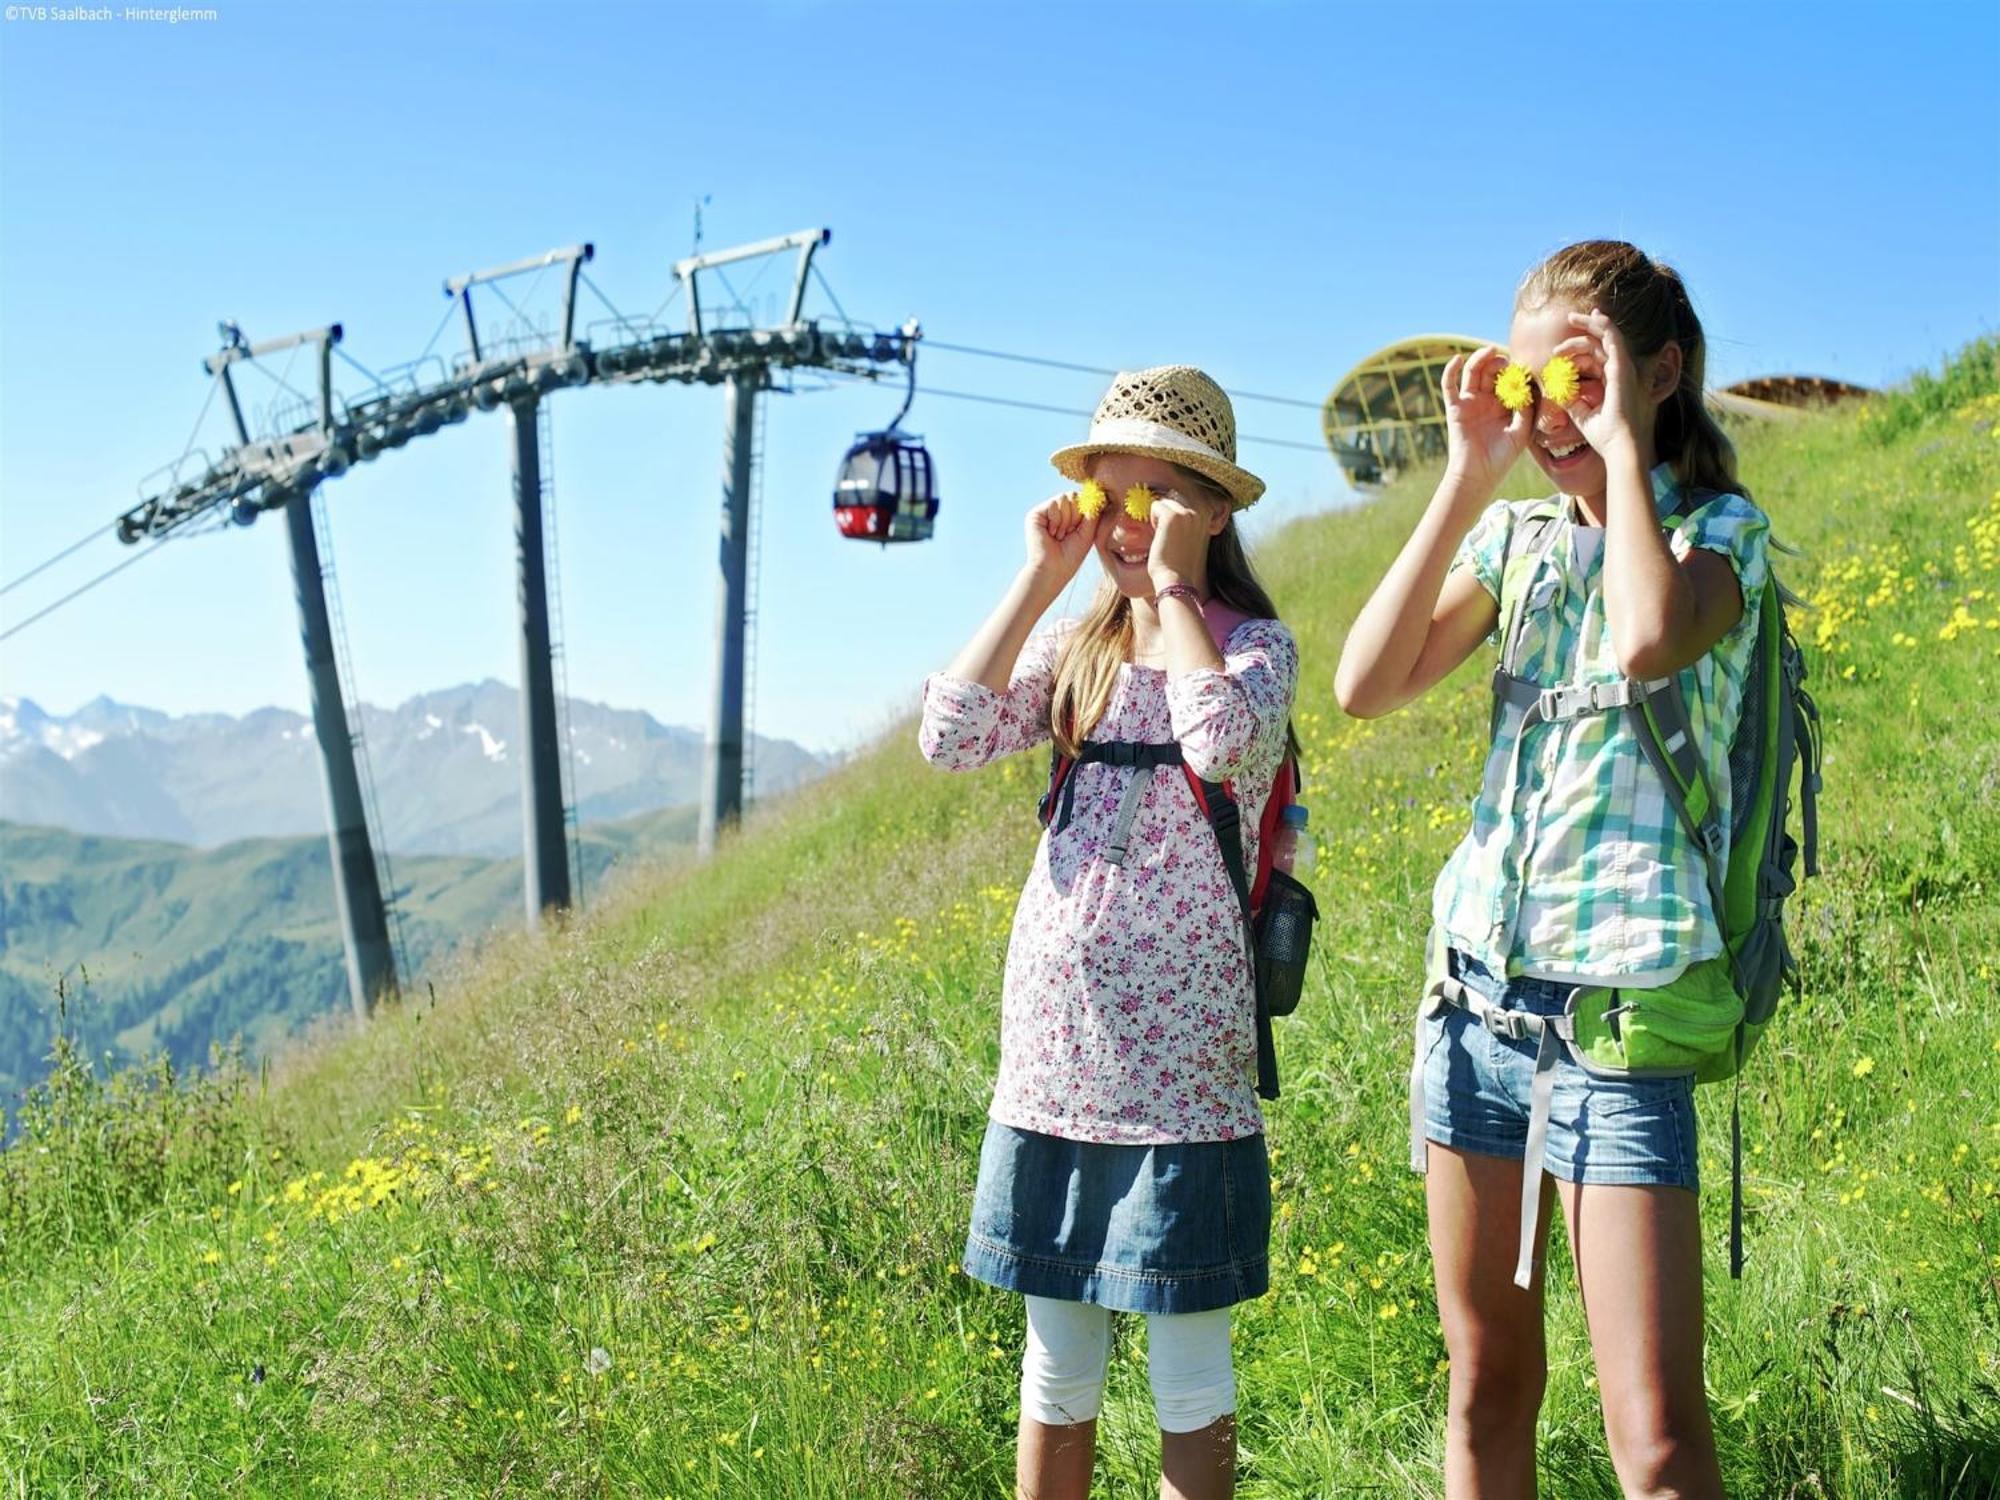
left=1655, top=265, right=1748, bottom=503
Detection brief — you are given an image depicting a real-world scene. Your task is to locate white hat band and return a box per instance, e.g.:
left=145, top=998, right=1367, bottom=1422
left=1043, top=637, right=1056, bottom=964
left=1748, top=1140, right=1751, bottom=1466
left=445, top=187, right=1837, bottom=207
left=1080, top=415, right=1233, bottom=466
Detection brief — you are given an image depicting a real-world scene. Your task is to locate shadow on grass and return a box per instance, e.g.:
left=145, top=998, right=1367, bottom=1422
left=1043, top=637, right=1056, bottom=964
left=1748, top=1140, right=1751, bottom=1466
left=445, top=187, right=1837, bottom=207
left=1887, top=1428, right=2000, bottom=1500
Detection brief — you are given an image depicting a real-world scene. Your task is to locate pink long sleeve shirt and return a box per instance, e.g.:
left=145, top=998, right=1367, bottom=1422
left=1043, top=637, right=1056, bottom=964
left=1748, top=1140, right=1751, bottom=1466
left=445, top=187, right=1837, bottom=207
left=918, top=615, right=1299, bottom=1145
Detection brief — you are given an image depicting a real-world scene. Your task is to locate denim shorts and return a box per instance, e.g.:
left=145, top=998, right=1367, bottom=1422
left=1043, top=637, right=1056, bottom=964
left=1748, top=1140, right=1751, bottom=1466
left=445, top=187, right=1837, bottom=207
left=1418, top=952, right=1699, bottom=1190
left=962, top=1120, right=1270, bottom=1314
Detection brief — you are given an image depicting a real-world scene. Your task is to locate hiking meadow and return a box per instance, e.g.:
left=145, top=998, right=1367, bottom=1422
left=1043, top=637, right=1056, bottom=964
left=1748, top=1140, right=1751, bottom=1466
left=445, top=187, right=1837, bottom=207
left=3, top=340, right=1997, bottom=1498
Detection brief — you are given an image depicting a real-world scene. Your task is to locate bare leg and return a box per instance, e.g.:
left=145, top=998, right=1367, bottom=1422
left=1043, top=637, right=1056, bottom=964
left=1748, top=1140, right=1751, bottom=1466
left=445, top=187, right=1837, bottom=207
left=1160, top=1413, right=1235, bottom=1500
left=1559, top=1181, right=1722, bottom=1500
left=1017, top=1416, right=1096, bottom=1500
left=1427, top=1142, right=1557, bottom=1498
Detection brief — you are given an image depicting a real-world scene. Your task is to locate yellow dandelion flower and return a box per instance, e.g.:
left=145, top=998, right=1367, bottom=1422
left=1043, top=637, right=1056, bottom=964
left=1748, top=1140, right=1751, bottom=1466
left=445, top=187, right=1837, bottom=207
left=1074, top=479, right=1108, bottom=520
left=1122, top=483, right=1157, bottom=521
left=1495, top=362, right=1535, bottom=412
left=1540, top=354, right=1581, bottom=406
left=1853, top=1056, right=1876, bottom=1079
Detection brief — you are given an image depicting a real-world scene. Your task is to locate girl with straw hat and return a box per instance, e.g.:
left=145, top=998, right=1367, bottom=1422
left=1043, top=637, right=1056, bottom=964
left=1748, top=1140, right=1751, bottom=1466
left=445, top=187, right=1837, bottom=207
left=920, top=365, right=1298, bottom=1499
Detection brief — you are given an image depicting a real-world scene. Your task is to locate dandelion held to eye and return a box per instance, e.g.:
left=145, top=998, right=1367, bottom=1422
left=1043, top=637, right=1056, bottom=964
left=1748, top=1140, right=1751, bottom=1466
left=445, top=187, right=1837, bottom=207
left=1495, top=362, right=1535, bottom=413
left=1122, top=483, right=1157, bottom=521
left=1075, top=479, right=1108, bottom=520
left=1540, top=354, right=1581, bottom=407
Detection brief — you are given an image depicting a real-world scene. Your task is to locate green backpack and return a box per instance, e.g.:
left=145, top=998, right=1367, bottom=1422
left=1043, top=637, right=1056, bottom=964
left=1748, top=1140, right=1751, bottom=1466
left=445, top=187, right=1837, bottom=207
left=1414, top=493, right=1824, bottom=1285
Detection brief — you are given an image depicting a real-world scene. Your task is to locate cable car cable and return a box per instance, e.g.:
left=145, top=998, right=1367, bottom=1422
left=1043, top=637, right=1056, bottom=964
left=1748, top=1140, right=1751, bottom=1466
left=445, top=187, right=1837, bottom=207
left=0, top=532, right=185, bottom=643
left=920, top=340, right=1324, bottom=411
left=823, top=372, right=1325, bottom=454
left=0, top=522, right=117, bottom=598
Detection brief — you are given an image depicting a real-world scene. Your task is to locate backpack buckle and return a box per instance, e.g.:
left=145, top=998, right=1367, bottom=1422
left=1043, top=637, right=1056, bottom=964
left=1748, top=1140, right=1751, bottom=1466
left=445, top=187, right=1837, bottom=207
left=1481, top=1007, right=1536, bottom=1043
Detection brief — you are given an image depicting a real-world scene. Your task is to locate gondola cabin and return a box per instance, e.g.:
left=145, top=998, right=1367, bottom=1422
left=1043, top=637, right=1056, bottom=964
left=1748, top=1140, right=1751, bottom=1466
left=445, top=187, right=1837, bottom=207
left=833, top=431, right=938, bottom=544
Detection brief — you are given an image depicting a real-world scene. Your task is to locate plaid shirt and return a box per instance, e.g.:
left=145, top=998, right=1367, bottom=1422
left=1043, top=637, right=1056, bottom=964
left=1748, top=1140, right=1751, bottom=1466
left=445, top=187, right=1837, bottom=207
left=1432, top=463, right=1772, bottom=984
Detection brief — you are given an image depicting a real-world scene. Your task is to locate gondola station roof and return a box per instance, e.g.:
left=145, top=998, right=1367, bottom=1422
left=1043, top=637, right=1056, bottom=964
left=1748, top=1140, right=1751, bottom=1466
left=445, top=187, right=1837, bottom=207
left=1722, top=374, right=1875, bottom=408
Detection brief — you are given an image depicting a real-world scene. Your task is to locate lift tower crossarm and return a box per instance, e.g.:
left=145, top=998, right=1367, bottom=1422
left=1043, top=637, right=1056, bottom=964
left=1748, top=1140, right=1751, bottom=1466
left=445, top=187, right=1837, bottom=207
left=204, top=321, right=345, bottom=443
left=444, top=243, right=595, bottom=363
left=673, top=227, right=829, bottom=341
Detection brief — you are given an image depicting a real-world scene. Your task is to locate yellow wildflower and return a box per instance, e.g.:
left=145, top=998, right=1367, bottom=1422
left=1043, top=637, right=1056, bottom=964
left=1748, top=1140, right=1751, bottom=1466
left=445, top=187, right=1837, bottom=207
left=1540, top=354, right=1581, bottom=406
left=1495, top=362, right=1535, bottom=412
left=1123, top=483, right=1157, bottom=521
left=1074, top=479, right=1108, bottom=520
left=1853, top=1056, right=1877, bottom=1079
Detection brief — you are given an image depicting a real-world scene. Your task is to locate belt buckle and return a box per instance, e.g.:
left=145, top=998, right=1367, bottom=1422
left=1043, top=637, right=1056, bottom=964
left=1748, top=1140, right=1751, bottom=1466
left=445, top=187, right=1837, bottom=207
left=1483, top=1007, right=1529, bottom=1042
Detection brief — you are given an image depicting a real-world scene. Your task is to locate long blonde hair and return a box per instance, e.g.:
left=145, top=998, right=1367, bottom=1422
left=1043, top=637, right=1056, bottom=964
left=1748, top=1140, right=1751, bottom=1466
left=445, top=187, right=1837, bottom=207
left=1517, top=240, right=1749, bottom=504
left=1048, top=463, right=1289, bottom=757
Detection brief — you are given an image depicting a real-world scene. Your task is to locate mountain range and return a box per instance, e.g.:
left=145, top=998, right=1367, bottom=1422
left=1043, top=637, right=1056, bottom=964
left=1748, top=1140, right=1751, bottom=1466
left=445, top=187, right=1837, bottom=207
left=0, top=681, right=829, bottom=856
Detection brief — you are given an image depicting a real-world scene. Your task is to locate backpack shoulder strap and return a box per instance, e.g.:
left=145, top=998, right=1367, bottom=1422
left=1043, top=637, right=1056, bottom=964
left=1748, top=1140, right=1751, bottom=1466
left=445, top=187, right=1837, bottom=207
left=1180, top=766, right=1280, bottom=1100
left=1496, top=502, right=1565, bottom=674
left=1038, top=747, right=1077, bottom=832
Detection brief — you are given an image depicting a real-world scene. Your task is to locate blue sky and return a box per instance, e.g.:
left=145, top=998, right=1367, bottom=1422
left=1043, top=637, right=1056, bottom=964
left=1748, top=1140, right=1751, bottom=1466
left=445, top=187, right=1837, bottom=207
left=2, top=0, right=1995, bottom=760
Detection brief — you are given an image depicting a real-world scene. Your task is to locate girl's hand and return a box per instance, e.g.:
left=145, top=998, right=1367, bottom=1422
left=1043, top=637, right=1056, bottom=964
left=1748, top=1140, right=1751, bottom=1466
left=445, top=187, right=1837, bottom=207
left=1558, top=309, right=1643, bottom=459
left=1146, top=490, right=1210, bottom=592
left=1025, top=492, right=1098, bottom=591
left=1441, top=344, right=1531, bottom=495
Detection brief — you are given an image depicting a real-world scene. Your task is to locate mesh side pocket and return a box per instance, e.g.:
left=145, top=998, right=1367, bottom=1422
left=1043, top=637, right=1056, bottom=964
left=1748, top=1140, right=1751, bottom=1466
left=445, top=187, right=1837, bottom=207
left=1254, top=870, right=1318, bottom=1019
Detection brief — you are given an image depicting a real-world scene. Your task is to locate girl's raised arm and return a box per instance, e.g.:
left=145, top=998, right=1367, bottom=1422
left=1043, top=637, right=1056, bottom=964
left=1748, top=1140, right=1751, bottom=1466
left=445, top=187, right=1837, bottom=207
left=919, top=494, right=1098, bottom=770
left=940, top=493, right=1096, bottom=690
left=1336, top=349, right=1519, bottom=719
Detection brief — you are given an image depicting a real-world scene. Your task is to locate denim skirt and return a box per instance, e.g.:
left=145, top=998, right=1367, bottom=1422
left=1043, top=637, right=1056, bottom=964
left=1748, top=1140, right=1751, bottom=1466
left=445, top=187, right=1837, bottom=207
left=961, top=1119, right=1270, bottom=1314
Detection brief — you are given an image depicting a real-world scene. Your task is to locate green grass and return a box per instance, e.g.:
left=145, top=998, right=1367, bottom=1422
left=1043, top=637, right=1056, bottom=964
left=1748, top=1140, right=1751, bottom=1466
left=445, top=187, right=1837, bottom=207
left=3, top=350, right=1998, bottom=1497
left=0, top=800, right=699, bottom=1097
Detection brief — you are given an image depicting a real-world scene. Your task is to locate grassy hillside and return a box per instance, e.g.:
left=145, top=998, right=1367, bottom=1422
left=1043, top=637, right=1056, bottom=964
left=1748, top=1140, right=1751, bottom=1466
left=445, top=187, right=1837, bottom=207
left=0, top=803, right=698, bottom=1099
left=2, top=345, right=1997, bottom=1498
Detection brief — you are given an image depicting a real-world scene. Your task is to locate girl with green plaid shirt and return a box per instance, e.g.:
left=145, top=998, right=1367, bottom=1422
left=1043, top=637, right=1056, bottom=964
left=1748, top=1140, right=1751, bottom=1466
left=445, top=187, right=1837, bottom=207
left=1337, top=241, right=1771, bottom=1500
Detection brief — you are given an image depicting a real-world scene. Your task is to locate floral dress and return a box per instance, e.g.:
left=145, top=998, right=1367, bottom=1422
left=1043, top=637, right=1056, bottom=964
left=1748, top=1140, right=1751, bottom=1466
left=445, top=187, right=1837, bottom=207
left=919, top=614, right=1299, bottom=1146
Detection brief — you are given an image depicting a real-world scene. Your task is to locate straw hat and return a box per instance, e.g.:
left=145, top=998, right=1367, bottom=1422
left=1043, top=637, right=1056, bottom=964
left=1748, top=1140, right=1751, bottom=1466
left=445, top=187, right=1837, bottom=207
left=1050, top=364, right=1266, bottom=510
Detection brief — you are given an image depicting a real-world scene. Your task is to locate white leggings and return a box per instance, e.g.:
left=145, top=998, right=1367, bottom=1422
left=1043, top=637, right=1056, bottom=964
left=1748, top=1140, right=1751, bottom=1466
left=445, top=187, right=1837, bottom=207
left=1019, top=1294, right=1235, bottom=1434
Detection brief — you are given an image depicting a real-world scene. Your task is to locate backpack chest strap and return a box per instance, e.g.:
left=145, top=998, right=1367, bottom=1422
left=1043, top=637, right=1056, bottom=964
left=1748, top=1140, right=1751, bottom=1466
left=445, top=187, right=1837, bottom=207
left=1043, top=741, right=1190, bottom=866
left=1492, top=669, right=1673, bottom=731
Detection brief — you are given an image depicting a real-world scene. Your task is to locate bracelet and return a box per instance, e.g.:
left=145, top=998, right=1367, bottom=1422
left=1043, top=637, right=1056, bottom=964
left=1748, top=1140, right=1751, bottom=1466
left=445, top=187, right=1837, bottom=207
left=1154, top=582, right=1204, bottom=612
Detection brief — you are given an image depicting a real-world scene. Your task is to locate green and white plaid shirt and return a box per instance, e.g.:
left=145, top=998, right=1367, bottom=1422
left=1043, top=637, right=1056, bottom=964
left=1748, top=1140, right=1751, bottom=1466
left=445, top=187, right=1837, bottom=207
left=1432, top=463, right=1773, bottom=985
